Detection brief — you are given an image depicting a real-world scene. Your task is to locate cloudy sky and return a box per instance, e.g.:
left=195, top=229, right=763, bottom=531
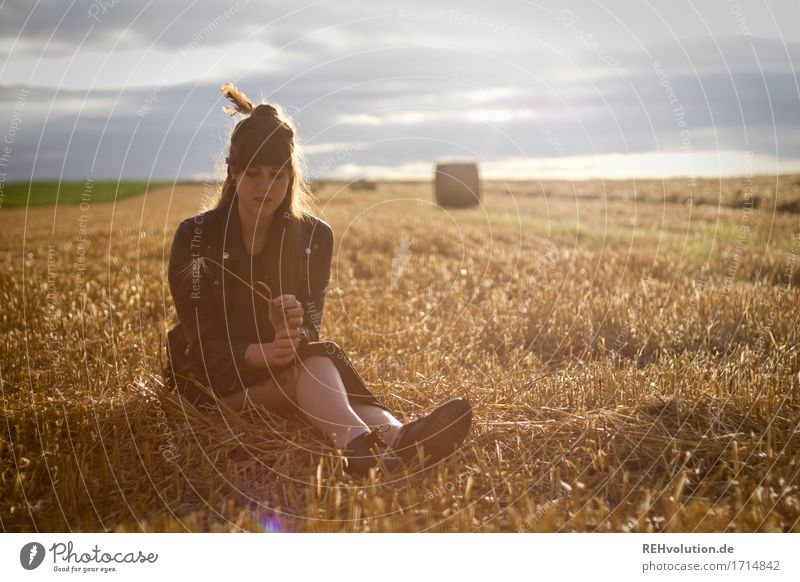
left=1, top=0, right=799, bottom=181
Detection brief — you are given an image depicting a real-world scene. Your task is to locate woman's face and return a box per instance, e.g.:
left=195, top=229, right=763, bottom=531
left=234, top=164, right=291, bottom=218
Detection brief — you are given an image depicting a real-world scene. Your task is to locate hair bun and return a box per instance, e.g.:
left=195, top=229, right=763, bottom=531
left=252, top=103, right=279, bottom=118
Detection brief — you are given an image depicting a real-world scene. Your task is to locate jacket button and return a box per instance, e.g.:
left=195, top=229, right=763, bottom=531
left=222, top=251, right=229, bottom=259
left=305, top=247, right=311, bottom=254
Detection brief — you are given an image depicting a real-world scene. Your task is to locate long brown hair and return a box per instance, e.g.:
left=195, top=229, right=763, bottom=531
left=214, top=82, right=318, bottom=298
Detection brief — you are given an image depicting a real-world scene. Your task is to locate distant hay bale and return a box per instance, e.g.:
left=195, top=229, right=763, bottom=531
left=351, top=179, right=377, bottom=191
left=435, top=162, right=481, bottom=208
left=777, top=199, right=800, bottom=214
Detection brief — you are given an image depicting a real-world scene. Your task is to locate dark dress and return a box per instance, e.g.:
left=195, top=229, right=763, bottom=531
left=161, top=194, right=392, bottom=418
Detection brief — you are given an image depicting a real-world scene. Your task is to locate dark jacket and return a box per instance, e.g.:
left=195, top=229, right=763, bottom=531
left=164, top=195, right=333, bottom=397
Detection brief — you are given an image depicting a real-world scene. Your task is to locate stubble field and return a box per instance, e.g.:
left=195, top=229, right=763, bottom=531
left=2, top=175, right=799, bottom=532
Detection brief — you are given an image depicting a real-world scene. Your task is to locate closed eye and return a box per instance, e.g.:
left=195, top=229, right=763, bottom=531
left=246, top=167, right=288, bottom=179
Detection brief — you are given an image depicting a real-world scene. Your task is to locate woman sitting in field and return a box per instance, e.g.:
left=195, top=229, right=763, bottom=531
left=162, top=82, right=472, bottom=477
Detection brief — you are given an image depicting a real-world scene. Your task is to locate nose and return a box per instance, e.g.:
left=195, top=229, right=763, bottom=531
left=262, top=175, right=277, bottom=192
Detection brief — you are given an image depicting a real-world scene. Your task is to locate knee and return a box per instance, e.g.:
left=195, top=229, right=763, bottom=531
left=300, top=354, right=337, bottom=372
left=301, top=340, right=343, bottom=365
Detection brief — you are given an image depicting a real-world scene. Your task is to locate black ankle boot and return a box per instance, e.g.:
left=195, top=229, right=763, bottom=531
left=390, top=398, right=473, bottom=468
left=342, top=425, right=402, bottom=477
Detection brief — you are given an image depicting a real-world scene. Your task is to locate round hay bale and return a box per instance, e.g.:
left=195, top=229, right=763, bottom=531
left=351, top=179, right=377, bottom=191
left=435, top=162, right=481, bottom=208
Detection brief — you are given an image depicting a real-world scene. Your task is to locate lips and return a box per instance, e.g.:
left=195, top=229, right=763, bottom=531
left=254, top=196, right=272, bottom=203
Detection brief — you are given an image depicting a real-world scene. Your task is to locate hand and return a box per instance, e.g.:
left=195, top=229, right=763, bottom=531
left=269, top=293, right=304, bottom=332
left=267, top=327, right=303, bottom=366
left=244, top=327, right=303, bottom=369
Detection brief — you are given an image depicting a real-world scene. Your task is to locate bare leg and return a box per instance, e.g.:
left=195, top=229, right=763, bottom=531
left=221, top=377, right=288, bottom=412
left=294, top=356, right=371, bottom=449
left=221, top=357, right=390, bottom=450
left=350, top=402, right=404, bottom=448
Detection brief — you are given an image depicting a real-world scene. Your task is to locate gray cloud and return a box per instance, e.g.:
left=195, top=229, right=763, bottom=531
left=1, top=0, right=798, bottom=180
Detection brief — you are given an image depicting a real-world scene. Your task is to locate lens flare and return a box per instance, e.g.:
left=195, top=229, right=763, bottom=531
left=258, top=514, right=283, bottom=533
